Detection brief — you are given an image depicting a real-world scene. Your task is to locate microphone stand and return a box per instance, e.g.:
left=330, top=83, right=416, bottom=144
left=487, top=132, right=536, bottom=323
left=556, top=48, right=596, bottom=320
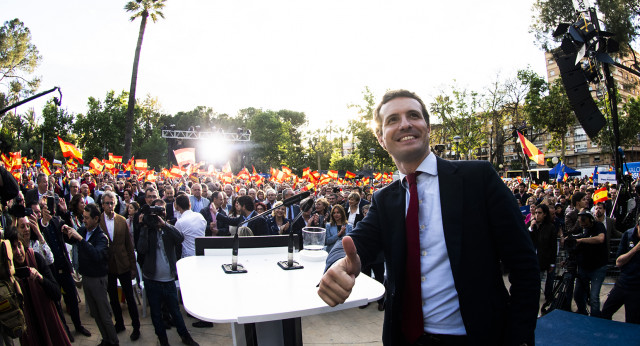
left=277, top=210, right=304, bottom=270
left=222, top=191, right=311, bottom=274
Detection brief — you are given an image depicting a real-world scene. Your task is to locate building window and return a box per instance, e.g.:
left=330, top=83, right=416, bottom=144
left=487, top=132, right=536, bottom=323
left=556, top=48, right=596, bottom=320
left=550, top=70, right=556, bottom=76
left=594, top=156, right=600, bottom=162
left=581, top=157, right=590, bottom=166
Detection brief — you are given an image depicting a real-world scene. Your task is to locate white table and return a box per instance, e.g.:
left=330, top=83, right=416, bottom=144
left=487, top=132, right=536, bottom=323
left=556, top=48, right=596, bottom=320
left=176, top=247, right=385, bottom=346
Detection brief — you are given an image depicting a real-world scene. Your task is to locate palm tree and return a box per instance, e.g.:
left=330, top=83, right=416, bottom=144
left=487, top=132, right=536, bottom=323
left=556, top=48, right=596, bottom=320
left=123, top=0, right=166, bottom=162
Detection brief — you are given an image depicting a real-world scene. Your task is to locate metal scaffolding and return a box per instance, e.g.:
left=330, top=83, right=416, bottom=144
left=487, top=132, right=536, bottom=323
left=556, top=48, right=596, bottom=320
left=161, top=129, right=251, bottom=141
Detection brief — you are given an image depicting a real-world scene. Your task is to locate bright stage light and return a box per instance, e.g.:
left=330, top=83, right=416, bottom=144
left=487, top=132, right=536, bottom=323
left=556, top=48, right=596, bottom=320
left=200, top=137, right=230, bottom=163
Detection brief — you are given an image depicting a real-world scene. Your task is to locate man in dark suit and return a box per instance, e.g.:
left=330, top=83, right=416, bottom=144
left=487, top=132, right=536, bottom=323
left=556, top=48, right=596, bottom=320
left=62, top=203, right=119, bottom=346
left=214, top=195, right=269, bottom=236
left=24, top=173, right=53, bottom=206
left=318, top=89, right=539, bottom=346
left=282, top=188, right=301, bottom=220
left=201, top=191, right=229, bottom=236
left=100, top=191, right=140, bottom=341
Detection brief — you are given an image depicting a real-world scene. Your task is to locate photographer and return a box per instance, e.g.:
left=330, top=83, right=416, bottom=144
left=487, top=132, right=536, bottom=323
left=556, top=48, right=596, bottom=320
left=137, top=199, right=198, bottom=346
left=573, top=210, right=608, bottom=317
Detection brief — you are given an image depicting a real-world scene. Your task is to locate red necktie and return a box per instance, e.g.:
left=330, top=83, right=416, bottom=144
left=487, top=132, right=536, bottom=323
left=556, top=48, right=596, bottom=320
left=402, top=172, right=424, bottom=343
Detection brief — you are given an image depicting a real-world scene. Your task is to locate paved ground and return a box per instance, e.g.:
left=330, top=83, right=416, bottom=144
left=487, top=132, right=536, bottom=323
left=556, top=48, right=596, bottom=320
left=66, top=276, right=625, bottom=346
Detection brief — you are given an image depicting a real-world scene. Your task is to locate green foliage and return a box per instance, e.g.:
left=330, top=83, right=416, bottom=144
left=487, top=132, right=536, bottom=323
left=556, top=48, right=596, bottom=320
left=0, top=19, right=41, bottom=107
left=73, top=90, right=129, bottom=160
left=347, top=87, right=395, bottom=171
left=591, top=94, right=640, bottom=155
left=329, top=150, right=361, bottom=172
left=135, top=127, right=167, bottom=169
left=306, top=128, right=333, bottom=172
left=41, top=100, right=74, bottom=160
left=429, top=85, right=485, bottom=160
left=530, top=0, right=639, bottom=56
left=520, top=69, right=575, bottom=161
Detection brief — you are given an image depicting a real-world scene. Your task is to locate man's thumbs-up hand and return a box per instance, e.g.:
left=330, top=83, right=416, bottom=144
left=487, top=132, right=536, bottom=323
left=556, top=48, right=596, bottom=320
left=318, top=236, right=361, bottom=306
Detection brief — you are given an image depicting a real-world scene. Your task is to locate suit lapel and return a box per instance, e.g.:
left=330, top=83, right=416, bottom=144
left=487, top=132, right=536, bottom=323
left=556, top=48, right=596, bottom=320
left=436, top=157, right=463, bottom=282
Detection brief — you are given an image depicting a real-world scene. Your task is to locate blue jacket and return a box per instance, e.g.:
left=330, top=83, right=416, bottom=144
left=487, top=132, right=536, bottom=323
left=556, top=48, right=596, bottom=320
left=325, top=222, right=352, bottom=252
left=68, top=225, right=109, bottom=277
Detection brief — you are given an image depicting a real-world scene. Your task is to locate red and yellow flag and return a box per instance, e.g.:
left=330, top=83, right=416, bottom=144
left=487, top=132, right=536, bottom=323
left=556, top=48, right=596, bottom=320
left=345, top=171, right=356, bottom=179
left=57, top=136, right=84, bottom=164
left=328, top=170, right=338, bottom=179
left=135, top=159, right=148, bottom=171
left=517, top=131, right=544, bottom=166
left=90, top=158, right=104, bottom=172
left=593, top=187, right=608, bottom=203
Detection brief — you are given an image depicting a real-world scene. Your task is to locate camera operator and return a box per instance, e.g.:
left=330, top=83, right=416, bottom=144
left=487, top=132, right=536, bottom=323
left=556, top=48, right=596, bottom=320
left=137, top=199, right=198, bottom=346
left=573, top=210, right=609, bottom=317
left=601, top=215, right=640, bottom=323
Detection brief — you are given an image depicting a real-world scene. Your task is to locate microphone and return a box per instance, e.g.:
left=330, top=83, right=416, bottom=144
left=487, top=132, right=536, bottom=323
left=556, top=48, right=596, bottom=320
left=277, top=196, right=314, bottom=271
left=281, top=191, right=311, bottom=207
left=221, top=218, right=247, bottom=274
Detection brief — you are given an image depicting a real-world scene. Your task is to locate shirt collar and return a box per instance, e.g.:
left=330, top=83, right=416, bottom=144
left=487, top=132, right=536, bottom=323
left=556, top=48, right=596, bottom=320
left=398, top=152, right=437, bottom=187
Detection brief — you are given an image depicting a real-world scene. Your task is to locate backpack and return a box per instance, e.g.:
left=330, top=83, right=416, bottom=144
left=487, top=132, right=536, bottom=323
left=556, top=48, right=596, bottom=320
left=0, top=240, right=26, bottom=338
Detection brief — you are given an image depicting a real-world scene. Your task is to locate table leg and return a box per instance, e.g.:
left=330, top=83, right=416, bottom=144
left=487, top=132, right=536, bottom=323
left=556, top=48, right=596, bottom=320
left=231, top=318, right=303, bottom=346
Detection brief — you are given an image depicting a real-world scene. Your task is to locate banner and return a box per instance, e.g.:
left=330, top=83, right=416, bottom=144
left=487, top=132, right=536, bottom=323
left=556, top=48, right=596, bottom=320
left=597, top=172, right=617, bottom=184
left=624, top=162, right=640, bottom=179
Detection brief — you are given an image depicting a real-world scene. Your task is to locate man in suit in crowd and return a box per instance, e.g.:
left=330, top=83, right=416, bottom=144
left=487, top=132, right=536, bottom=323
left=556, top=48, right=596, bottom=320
left=282, top=188, right=301, bottom=220
left=25, top=173, right=54, bottom=206
left=318, top=89, right=539, bottom=346
left=65, top=179, right=80, bottom=204
left=594, top=201, right=622, bottom=250
left=100, top=191, right=140, bottom=341
left=201, top=191, right=229, bottom=236
left=63, top=203, right=119, bottom=346
left=214, top=195, right=269, bottom=236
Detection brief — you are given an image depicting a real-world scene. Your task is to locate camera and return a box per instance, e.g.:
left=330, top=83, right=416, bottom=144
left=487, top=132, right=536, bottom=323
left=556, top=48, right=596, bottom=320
left=14, top=266, right=30, bottom=279
left=141, top=204, right=166, bottom=226
left=47, top=196, right=57, bottom=216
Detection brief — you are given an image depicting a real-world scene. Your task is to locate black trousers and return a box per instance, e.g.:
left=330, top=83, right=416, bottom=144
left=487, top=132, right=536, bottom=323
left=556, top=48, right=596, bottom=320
left=601, top=284, right=640, bottom=324
left=54, top=269, right=82, bottom=329
left=362, top=262, right=385, bottom=304
left=107, top=271, right=140, bottom=329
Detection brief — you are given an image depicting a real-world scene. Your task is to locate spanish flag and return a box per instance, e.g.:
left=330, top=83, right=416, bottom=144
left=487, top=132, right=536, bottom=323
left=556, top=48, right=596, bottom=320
left=345, top=171, right=356, bottom=179
left=89, top=158, right=104, bottom=172
left=135, top=159, right=148, bottom=171
left=302, top=167, right=310, bottom=178
left=328, top=170, right=338, bottom=179
left=517, top=132, right=544, bottom=166
left=57, top=136, right=84, bottom=164
left=173, top=148, right=196, bottom=167
left=593, top=187, right=608, bottom=203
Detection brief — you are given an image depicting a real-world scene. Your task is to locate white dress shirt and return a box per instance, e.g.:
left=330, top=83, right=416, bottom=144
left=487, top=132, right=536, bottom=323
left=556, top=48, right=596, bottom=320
left=174, top=209, right=207, bottom=258
left=399, top=152, right=467, bottom=336
left=104, top=213, right=115, bottom=241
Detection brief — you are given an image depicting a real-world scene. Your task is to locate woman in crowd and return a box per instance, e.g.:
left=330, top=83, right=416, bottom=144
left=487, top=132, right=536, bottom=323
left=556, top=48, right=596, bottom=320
left=120, top=189, right=135, bottom=216
left=325, top=205, right=351, bottom=252
left=228, top=197, right=241, bottom=235
left=66, top=194, right=85, bottom=274
left=126, top=201, right=140, bottom=245
left=256, top=190, right=266, bottom=204
left=529, top=204, right=558, bottom=303
left=314, top=198, right=330, bottom=223
left=266, top=201, right=290, bottom=235
left=255, top=202, right=267, bottom=215
left=524, top=196, right=537, bottom=224
left=15, top=206, right=54, bottom=266
left=345, top=192, right=364, bottom=228
left=6, top=227, right=71, bottom=346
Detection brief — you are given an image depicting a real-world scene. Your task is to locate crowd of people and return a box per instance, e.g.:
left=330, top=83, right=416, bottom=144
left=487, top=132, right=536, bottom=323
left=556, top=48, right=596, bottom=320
left=1, top=143, right=640, bottom=345
left=505, top=177, right=640, bottom=322
left=0, top=163, right=386, bottom=346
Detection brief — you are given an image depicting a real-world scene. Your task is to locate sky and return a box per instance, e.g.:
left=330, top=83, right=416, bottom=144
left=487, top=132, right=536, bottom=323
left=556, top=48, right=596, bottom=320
left=2, top=0, right=549, bottom=130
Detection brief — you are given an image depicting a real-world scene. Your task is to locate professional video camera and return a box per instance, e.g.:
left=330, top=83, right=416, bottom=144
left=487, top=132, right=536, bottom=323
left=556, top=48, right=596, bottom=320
left=141, top=204, right=166, bottom=227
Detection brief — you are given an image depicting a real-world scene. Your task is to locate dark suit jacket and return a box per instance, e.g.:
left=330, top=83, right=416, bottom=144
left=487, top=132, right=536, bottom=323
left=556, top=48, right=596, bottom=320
left=100, top=213, right=136, bottom=275
left=217, top=211, right=269, bottom=236
left=327, top=158, right=539, bottom=346
left=201, top=207, right=230, bottom=236
left=68, top=225, right=110, bottom=277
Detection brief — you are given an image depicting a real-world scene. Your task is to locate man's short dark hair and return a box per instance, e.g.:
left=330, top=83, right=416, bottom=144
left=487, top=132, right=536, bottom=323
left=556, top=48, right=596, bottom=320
left=84, top=203, right=101, bottom=219
left=211, top=191, right=222, bottom=201
left=237, top=195, right=254, bottom=212
left=571, top=192, right=587, bottom=207
left=596, top=201, right=605, bottom=208
left=175, top=194, right=190, bottom=210
left=373, top=89, right=430, bottom=137
left=145, top=187, right=157, bottom=196
left=37, top=173, right=47, bottom=184
left=518, top=182, right=526, bottom=188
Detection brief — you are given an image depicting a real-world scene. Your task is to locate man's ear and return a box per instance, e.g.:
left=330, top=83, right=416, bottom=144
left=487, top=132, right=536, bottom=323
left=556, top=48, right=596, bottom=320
left=376, top=130, right=386, bottom=151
